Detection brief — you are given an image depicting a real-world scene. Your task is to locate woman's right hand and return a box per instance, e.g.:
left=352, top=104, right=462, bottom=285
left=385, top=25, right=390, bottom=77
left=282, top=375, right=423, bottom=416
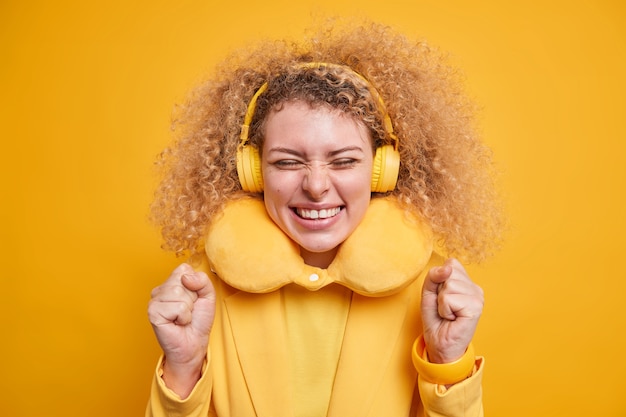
left=148, top=263, right=216, bottom=397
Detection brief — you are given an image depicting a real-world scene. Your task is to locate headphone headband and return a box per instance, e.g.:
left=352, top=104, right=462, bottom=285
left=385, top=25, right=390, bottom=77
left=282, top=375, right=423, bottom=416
left=239, top=62, right=398, bottom=150
left=237, top=62, right=400, bottom=193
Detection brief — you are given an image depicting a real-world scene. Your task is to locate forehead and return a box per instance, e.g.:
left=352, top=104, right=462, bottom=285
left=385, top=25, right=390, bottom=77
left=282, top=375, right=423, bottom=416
left=263, top=101, right=372, bottom=148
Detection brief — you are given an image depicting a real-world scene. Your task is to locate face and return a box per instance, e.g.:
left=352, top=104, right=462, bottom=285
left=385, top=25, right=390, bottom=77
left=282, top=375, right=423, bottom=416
left=262, top=101, right=374, bottom=268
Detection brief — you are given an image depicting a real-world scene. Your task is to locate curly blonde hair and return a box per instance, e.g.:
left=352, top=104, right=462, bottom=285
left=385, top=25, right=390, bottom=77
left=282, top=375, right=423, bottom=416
left=150, top=19, right=503, bottom=262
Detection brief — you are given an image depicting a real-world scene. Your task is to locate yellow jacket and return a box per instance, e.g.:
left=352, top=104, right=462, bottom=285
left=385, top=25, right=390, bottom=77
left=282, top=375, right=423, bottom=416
left=147, top=198, right=484, bottom=417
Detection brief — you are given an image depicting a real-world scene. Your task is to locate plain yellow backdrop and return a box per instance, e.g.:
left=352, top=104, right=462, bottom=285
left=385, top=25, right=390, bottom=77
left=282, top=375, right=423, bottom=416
left=1, top=1, right=625, bottom=416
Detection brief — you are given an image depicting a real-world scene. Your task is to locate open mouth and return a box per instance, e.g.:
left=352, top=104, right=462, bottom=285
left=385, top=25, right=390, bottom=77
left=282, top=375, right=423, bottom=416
left=295, top=207, right=342, bottom=220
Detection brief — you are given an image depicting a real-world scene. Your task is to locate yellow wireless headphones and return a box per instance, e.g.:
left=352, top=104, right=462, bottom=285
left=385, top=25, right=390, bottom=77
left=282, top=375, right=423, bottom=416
left=236, top=63, right=400, bottom=193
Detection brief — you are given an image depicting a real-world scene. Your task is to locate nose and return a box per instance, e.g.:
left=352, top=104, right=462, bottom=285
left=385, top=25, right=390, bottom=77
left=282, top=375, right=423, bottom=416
left=302, top=163, right=330, bottom=199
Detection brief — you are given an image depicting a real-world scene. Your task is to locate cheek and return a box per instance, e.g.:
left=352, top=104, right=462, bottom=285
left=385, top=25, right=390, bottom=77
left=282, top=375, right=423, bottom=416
left=264, top=169, right=301, bottom=195
left=262, top=176, right=291, bottom=214
left=342, top=171, right=372, bottom=197
left=263, top=178, right=283, bottom=201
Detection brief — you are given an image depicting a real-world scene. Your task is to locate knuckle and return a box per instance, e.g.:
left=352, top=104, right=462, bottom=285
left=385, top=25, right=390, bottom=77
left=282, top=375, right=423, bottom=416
left=174, top=300, right=190, bottom=315
left=169, top=284, right=187, bottom=298
left=150, top=286, right=162, bottom=299
left=147, top=302, right=162, bottom=323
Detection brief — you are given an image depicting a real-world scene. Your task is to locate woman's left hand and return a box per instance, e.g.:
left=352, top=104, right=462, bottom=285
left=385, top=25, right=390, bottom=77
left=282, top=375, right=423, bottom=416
left=421, top=258, right=484, bottom=363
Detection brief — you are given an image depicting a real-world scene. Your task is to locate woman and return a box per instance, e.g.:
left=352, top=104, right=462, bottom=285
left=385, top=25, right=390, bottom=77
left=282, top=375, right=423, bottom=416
left=147, top=20, right=502, bottom=417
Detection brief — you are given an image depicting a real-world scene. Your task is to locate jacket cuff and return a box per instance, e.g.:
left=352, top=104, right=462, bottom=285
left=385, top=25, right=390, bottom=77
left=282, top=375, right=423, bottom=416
left=418, top=357, right=485, bottom=416
left=146, top=354, right=212, bottom=417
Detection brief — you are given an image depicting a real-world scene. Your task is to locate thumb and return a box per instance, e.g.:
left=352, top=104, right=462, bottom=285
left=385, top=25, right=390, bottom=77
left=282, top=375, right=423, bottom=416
left=181, top=271, right=216, bottom=336
left=422, top=264, right=452, bottom=296
left=421, top=264, right=453, bottom=327
left=181, top=271, right=215, bottom=300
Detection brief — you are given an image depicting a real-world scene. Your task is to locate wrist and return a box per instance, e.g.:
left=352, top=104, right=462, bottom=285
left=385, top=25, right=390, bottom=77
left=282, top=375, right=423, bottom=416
left=161, top=355, right=206, bottom=399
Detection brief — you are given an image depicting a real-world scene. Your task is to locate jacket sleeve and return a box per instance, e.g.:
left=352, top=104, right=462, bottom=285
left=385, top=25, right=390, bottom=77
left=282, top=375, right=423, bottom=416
left=417, top=357, right=485, bottom=417
left=145, top=353, right=214, bottom=417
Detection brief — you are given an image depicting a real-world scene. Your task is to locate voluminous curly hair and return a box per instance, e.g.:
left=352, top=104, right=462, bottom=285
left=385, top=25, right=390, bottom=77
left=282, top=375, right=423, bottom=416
left=150, top=19, right=504, bottom=262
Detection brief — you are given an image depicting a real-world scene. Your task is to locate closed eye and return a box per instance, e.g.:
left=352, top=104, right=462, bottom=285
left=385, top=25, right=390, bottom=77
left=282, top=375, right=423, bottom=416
left=273, top=159, right=305, bottom=169
left=330, top=158, right=359, bottom=169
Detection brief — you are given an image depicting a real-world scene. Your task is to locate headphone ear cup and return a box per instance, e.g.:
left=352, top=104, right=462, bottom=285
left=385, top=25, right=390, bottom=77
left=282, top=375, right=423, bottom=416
left=236, top=145, right=264, bottom=192
left=371, top=144, right=400, bottom=192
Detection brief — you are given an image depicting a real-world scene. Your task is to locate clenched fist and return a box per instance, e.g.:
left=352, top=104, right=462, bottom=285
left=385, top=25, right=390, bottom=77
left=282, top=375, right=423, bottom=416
left=148, top=263, right=216, bottom=397
left=421, top=258, right=484, bottom=364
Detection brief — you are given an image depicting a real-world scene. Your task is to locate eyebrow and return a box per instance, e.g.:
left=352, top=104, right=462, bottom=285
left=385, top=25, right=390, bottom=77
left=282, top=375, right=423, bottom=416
left=266, top=146, right=365, bottom=157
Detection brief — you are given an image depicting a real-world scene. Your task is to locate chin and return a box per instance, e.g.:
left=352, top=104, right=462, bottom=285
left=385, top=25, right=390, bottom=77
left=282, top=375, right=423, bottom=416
left=298, top=243, right=340, bottom=268
left=297, top=235, right=346, bottom=255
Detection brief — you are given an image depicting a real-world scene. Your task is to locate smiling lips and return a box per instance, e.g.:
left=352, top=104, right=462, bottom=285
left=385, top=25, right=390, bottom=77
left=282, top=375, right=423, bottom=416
left=295, top=207, right=342, bottom=220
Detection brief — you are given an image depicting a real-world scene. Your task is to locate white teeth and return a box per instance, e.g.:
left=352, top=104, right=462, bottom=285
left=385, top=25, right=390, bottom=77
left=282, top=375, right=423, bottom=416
left=297, top=207, right=341, bottom=219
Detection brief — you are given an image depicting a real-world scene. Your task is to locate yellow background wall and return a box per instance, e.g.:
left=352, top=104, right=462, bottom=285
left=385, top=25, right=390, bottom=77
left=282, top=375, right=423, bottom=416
left=1, top=1, right=624, bottom=416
